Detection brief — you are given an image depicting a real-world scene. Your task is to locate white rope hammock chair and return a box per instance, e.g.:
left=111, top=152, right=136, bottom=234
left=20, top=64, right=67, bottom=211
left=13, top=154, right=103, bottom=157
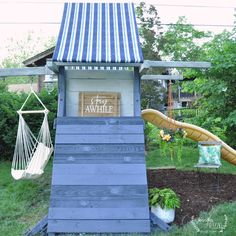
left=11, top=89, right=53, bottom=180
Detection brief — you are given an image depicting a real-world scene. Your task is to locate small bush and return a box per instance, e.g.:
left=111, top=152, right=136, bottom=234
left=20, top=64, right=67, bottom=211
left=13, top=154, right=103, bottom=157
left=0, top=82, right=57, bottom=160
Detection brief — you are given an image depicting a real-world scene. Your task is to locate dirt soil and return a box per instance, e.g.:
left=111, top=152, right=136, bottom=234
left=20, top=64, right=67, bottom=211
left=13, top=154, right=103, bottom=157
left=147, top=169, right=236, bottom=226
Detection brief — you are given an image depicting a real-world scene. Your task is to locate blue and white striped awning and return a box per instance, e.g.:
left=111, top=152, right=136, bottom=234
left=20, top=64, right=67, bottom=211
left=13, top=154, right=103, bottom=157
left=53, top=2, right=143, bottom=64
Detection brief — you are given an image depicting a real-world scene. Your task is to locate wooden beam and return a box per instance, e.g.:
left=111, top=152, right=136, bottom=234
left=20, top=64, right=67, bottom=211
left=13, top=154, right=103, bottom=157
left=0, top=67, right=54, bottom=77
left=150, top=211, right=171, bottom=232
left=24, top=215, right=48, bottom=236
left=133, top=67, right=141, bottom=117
left=54, top=61, right=142, bottom=68
left=141, top=75, right=183, bottom=81
left=140, top=60, right=211, bottom=73
left=47, top=59, right=59, bottom=73
left=57, top=67, right=66, bottom=117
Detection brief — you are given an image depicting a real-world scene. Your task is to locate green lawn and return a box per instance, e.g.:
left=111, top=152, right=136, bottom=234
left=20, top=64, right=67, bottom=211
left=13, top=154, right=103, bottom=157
left=157, top=201, right=236, bottom=236
left=0, top=160, right=52, bottom=236
left=1, top=145, right=236, bottom=235
left=146, top=146, right=236, bottom=174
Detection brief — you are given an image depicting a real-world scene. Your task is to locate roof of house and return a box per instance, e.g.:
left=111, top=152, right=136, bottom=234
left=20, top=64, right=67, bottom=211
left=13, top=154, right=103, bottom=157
left=52, top=2, right=143, bottom=64
left=23, top=46, right=55, bottom=67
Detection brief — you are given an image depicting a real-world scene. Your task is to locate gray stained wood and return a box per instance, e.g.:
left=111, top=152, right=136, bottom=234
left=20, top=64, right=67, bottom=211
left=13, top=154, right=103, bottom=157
left=47, top=117, right=150, bottom=234
left=54, top=144, right=145, bottom=154
left=47, top=219, right=150, bottom=233
left=50, top=197, right=148, bottom=208
left=57, top=67, right=66, bottom=117
left=54, top=153, right=145, bottom=164
left=55, top=134, right=144, bottom=144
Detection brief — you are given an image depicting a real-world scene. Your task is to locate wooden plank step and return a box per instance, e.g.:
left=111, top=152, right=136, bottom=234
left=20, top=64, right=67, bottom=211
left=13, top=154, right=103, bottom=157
left=52, top=164, right=146, bottom=175
left=56, top=124, right=144, bottom=134
left=56, top=117, right=144, bottom=125
left=55, top=134, right=144, bottom=144
left=47, top=219, right=150, bottom=233
left=54, top=144, right=145, bottom=154
left=52, top=174, right=147, bottom=185
left=48, top=207, right=149, bottom=220
left=50, top=196, right=148, bottom=208
left=51, top=185, right=148, bottom=197
left=53, top=153, right=145, bottom=164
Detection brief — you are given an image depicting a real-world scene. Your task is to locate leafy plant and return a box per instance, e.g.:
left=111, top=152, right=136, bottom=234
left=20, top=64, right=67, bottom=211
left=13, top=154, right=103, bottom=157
left=159, top=128, right=187, bottom=162
left=0, top=82, right=57, bottom=160
left=149, top=188, right=180, bottom=209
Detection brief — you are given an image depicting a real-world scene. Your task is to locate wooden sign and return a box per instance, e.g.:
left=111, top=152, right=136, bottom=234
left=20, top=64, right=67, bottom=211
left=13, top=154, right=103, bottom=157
left=79, top=92, right=120, bottom=117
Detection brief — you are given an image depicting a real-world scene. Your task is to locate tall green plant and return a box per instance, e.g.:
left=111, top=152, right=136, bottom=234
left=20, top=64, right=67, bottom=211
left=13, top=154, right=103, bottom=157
left=0, top=83, right=57, bottom=160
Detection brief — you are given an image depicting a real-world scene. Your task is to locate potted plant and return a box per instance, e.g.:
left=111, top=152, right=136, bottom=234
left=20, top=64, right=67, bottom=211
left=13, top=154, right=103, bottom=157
left=149, top=188, right=180, bottom=223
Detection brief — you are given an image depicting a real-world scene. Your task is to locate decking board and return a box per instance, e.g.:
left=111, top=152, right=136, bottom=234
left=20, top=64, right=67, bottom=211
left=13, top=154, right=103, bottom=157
left=52, top=163, right=146, bottom=175
left=48, top=207, right=149, bottom=219
left=48, top=117, right=150, bottom=234
left=47, top=219, right=150, bottom=233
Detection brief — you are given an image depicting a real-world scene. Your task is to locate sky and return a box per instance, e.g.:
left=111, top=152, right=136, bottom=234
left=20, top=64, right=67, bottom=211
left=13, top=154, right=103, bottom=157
left=0, top=0, right=235, bottom=61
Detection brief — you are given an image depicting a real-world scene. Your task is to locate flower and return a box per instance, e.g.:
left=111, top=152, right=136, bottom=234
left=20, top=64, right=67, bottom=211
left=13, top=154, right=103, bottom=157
left=160, top=130, right=164, bottom=138
left=158, top=128, right=187, bottom=162
left=163, top=134, right=171, bottom=141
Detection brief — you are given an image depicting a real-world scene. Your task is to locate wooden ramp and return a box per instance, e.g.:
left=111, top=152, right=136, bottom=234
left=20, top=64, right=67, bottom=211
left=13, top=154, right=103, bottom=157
left=47, top=117, right=150, bottom=234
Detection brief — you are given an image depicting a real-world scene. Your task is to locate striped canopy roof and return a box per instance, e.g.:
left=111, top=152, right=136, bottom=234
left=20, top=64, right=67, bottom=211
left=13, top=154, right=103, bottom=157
left=53, top=2, right=143, bottom=64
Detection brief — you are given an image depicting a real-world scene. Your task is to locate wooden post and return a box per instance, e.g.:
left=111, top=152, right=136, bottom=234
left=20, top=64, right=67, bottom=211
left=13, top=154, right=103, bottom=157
left=133, top=67, right=141, bottom=117
left=57, top=67, right=66, bottom=117
left=37, top=75, right=44, bottom=92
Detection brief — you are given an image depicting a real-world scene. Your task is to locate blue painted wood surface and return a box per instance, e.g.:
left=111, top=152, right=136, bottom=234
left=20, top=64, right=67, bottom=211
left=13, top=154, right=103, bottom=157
left=51, top=185, right=148, bottom=197
left=54, top=144, right=145, bottom=154
left=134, top=67, right=141, bottom=116
left=48, top=207, right=149, bottom=219
left=47, top=117, right=150, bottom=234
left=53, top=153, right=145, bottom=164
left=55, top=134, right=144, bottom=144
left=48, top=219, right=150, bottom=233
left=50, top=196, right=148, bottom=208
left=57, top=67, right=66, bottom=117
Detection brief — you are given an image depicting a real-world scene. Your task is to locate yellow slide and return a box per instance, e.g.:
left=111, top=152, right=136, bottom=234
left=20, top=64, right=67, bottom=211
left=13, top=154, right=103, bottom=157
left=142, top=109, right=236, bottom=166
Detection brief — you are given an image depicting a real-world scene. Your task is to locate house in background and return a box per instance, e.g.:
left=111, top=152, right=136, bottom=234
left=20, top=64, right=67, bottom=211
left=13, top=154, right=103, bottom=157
left=8, top=46, right=55, bottom=93
left=172, top=77, right=198, bottom=109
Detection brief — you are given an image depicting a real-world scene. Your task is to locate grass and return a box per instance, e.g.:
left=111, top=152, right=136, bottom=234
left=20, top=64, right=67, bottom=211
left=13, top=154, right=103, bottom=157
left=146, top=146, right=236, bottom=174
left=1, top=145, right=236, bottom=235
left=156, top=201, right=236, bottom=236
left=0, top=160, right=52, bottom=236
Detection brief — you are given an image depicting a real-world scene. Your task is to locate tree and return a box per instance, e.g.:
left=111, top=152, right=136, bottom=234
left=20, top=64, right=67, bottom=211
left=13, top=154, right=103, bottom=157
left=136, top=2, right=167, bottom=110
left=136, top=4, right=212, bottom=111
left=136, top=2, right=163, bottom=61
left=1, top=31, right=56, bottom=68
left=158, top=16, right=211, bottom=61
left=192, top=31, right=236, bottom=145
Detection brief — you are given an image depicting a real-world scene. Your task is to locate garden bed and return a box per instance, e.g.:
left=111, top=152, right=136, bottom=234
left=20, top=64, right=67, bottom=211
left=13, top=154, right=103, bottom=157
left=147, top=169, right=236, bottom=226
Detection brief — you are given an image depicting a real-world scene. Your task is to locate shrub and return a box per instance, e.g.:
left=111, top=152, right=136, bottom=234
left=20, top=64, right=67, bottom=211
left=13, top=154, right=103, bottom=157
left=0, top=82, right=57, bottom=160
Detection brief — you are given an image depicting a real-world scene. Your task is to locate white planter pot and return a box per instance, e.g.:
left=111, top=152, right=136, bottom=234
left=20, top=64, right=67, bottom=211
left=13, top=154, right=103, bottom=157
left=151, top=206, right=175, bottom=223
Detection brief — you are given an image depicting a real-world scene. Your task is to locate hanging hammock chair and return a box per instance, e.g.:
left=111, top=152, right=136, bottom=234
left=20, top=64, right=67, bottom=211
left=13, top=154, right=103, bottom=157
left=11, top=89, right=53, bottom=180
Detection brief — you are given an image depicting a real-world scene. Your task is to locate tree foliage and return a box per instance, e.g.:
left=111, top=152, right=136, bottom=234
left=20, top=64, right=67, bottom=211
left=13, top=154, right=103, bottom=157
left=192, top=31, right=236, bottom=145
left=1, top=31, right=55, bottom=68
left=136, top=2, right=167, bottom=110
left=137, top=2, right=236, bottom=147
left=158, top=16, right=211, bottom=61
left=0, top=83, right=57, bottom=160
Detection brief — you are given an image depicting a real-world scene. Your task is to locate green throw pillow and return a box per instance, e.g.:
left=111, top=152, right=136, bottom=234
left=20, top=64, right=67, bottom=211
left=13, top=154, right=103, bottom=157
left=198, top=144, right=221, bottom=166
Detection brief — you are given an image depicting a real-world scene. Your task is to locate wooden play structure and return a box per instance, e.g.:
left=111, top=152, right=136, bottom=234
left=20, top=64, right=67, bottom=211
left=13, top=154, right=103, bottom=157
left=46, top=3, right=150, bottom=233
left=0, top=2, right=219, bottom=235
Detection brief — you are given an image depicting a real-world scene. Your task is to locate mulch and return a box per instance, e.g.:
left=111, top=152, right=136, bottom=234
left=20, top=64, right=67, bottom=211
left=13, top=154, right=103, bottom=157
left=147, top=169, right=236, bottom=226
